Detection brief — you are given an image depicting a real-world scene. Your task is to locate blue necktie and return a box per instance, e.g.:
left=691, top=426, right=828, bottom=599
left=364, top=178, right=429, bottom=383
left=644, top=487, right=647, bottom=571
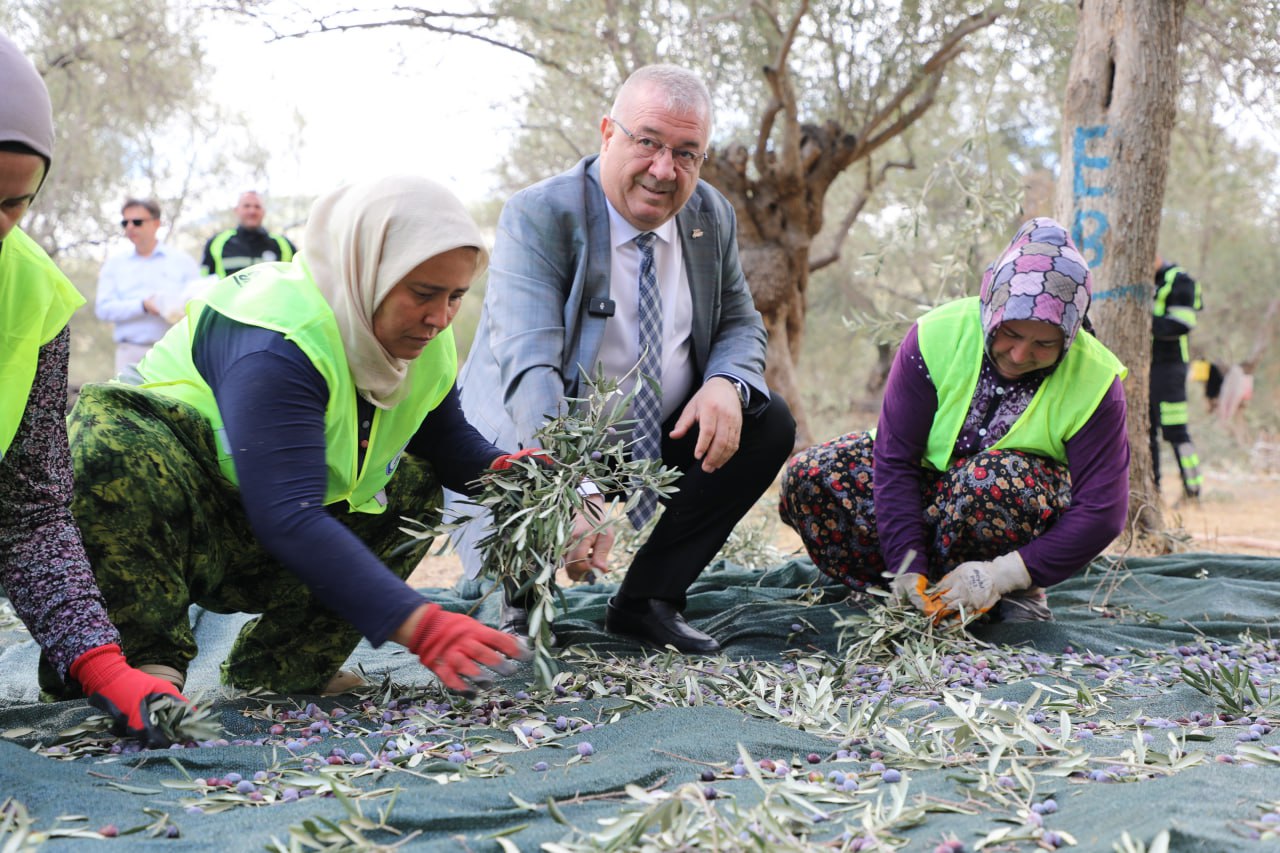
left=629, top=231, right=662, bottom=526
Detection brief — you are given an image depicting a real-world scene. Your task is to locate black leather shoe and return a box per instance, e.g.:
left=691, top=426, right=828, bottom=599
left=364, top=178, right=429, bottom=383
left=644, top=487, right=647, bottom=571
left=499, top=594, right=559, bottom=646
left=498, top=597, right=530, bottom=637
left=605, top=597, right=721, bottom=654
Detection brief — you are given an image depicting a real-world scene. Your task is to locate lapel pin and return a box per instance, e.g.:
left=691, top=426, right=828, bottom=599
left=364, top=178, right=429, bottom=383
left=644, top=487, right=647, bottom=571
left=691, top=228, right=704, bottom=239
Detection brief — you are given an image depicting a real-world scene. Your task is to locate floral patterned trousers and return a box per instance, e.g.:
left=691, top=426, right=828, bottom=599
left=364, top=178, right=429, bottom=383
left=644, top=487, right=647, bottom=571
left=779, top=432, right=1068, bottom=617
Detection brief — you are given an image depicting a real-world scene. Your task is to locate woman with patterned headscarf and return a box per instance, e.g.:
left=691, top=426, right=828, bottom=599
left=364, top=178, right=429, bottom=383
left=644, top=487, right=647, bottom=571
left=67, top=176, right=531, bottom=696
left=0, top=33, right=192, bottom=746
left=779, top=218, right=1129, bottom=621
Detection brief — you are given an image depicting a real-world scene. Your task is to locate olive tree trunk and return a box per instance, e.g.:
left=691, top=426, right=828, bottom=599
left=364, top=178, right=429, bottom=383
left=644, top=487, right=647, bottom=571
left=702, top=5, right=1004, bottom=448
left=1055, top=0, right=1187, bottom=541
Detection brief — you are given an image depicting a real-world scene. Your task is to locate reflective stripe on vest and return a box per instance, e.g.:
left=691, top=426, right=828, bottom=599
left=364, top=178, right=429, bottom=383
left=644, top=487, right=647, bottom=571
left=136, top=258, right=456, bottom=513
left=916, top=297, right=1126, bottom=471
left=1153, top=266, right=1200, bottom=364
left=0, top=227, right=84, bottom=459
left=208, top=230, right=295, bottom=279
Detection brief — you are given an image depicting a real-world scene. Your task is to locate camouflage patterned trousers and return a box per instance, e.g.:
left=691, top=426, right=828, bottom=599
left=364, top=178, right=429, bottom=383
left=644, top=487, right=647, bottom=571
left=51, top=382, right=438, bottom=695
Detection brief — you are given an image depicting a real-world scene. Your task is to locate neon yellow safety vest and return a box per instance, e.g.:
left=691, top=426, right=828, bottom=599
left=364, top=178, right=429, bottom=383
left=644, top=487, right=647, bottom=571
left=0, top=227, right=84, bottom=460
left=1153, top=265, right=1201, bottom=363
left=207, top=229, right=294, bottom=279
left=137, top=258, right=456, bottom=513
left=916, top=297, right=1127, bottom=471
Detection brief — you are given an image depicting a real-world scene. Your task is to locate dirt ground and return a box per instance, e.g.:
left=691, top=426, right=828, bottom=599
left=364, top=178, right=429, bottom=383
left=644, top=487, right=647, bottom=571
left=407, top=467, right=1280, bottom=590
left=1164, top=468, right=1280, bottom=555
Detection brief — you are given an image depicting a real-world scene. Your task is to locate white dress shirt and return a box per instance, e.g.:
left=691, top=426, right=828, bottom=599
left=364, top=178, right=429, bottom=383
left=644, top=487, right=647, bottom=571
left=95, top=241, right=199, bottom=345
left=599, top=203, right=695, bottom=423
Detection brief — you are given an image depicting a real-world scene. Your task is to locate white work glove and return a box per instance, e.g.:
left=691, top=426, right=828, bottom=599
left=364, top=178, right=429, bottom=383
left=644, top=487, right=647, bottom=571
left=889, top=572, right=945, bottom=619
left=935, top=551, right=1032, bottom=616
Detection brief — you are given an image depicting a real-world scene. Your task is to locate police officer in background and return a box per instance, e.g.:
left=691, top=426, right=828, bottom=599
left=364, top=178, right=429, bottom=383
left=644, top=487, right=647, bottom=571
left=1150, top=254, right=1203, bottom=500
left=200, top=190, right=296, bottom=279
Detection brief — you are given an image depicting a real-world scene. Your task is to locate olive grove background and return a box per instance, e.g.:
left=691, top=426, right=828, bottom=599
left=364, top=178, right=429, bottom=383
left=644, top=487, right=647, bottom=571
left=5, top=0, right=1280, bottom=543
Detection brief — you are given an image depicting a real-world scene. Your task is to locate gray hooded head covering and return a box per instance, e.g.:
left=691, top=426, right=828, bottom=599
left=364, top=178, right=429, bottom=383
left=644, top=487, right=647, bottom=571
left=0, top=33, right=54, bottom=171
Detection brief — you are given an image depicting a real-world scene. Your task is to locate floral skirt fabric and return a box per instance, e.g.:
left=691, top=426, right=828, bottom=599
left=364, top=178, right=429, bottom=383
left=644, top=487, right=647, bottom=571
left=778, top=431, right=1070, bottom=592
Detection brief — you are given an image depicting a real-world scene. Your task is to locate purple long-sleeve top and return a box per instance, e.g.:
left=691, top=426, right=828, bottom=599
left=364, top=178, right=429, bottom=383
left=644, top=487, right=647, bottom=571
left=874, top=324, right=1129, bottom=587
left=0, top=328, right=120, bottom=678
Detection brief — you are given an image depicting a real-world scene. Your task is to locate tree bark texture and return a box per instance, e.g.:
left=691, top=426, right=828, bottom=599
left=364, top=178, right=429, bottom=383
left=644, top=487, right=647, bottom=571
left=703, top=123, right=854, bottom=449
left=1055, top=0, right=1187, bottom=540
left=701, top=6, right=1004, bottom=448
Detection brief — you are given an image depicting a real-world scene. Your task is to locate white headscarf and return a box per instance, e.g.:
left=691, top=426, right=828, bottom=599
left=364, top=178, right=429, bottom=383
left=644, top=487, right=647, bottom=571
left=300, top=176, right=489, bottom=408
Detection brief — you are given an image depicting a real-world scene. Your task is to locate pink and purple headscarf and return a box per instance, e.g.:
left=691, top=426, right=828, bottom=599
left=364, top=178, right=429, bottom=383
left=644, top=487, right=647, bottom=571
left=979, top=217, right=1092, bottom=357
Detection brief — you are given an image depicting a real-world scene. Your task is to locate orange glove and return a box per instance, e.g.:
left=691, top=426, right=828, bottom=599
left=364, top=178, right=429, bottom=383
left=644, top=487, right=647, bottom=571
left=70, top=644, right=191, bottom=748
left=409, top=604, right=530, bottom=695
left=490, top=448, right=554, bottom=470
left=889, top=572, right=947, bottom=621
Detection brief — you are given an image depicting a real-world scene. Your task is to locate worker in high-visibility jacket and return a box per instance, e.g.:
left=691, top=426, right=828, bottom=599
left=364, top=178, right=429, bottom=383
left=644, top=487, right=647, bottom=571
left=68, top=176, right=533, bottom=697
left=1150, top=255, right=1204, bottom=500
left=199, top=190, right=296, bottom=279
left=0, top=32, right=192, bottom=747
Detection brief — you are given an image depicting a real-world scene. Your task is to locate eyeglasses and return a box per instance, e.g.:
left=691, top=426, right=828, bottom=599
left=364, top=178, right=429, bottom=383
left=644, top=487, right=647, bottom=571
left=120, top=218, right=154, bottom=228
left=609, top=118, right=707, bottom=172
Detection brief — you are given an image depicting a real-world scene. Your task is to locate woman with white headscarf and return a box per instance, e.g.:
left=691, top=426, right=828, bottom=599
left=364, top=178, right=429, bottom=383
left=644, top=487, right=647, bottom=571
left=67, top=176, right=530, bottom=696
left=780, top=218, right=1130, bottom=622
left=0, top=33, right=191, bottom=745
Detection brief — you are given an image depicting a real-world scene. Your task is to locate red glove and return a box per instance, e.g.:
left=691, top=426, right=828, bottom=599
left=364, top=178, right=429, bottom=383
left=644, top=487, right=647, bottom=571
left=409, top=604, right=530, bottom=695
left=69, top=644, right=190, bottom=748
left=490, top=448, right=554, bottom=470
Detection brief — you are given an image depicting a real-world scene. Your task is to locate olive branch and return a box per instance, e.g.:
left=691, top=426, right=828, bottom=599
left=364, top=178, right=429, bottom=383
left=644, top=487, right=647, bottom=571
left=408, top=373, right=680, bottom=689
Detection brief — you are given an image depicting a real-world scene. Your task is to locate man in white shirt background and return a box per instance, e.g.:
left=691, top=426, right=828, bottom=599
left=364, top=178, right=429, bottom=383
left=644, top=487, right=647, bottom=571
left=95, top=198, right=199, bottom=374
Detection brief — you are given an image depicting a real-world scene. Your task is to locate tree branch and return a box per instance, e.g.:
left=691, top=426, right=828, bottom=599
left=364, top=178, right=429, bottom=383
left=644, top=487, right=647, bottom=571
left=236, top=5, right=580, bottom=77
left=847, top=7, right=1002, bottom=164
left=809, top=154, right=915, bottom=272
left=772, top=0, right=810, bottom=182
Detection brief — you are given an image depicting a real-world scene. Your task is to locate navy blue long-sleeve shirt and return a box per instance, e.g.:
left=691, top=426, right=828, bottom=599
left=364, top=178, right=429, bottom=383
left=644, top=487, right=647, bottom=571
left=193, top=312, right=503, bottom=645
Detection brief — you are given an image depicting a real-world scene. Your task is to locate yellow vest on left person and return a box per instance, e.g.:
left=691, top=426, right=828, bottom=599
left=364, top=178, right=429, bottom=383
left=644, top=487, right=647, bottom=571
left=0, top=227, right=84, bottom=460
left=136, top=259, right=457, bottom=514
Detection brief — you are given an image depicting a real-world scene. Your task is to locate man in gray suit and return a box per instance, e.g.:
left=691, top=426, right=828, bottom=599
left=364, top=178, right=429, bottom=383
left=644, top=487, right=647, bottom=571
left=454, top=64, right=795, bottom=653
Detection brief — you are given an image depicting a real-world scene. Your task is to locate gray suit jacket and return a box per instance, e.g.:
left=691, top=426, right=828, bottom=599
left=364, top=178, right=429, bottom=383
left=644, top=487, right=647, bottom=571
left=450, top=156, right=769, bottom=577
left=458, top=155, right=768, bottom=451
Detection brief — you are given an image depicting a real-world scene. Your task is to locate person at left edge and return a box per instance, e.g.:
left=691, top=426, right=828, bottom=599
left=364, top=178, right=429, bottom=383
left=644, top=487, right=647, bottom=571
left=66, top=176, right=530, bottom=695
left=0, top=32, right=192, bottom=748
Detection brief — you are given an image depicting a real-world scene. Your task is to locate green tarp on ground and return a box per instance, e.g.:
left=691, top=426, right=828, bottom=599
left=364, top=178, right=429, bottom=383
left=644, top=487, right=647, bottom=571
left=2, top=553, right=1279, bottom=851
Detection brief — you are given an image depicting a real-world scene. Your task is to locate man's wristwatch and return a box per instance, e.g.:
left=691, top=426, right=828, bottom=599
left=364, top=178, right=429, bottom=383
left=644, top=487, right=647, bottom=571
left=727, top=376, right=750, bottom=410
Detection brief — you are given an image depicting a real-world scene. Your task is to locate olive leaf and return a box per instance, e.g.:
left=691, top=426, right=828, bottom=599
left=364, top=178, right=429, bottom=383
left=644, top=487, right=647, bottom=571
left=149, top=694, right=222, bottom=746
left=407, top=370, right=680, bottom=689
